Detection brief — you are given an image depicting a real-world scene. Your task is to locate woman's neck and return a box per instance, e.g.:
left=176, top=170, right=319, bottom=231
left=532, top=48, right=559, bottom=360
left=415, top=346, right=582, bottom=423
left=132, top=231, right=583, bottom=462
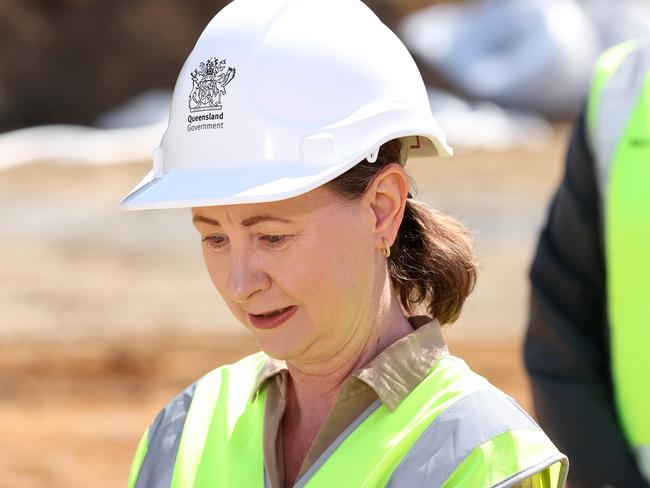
left=280, top=287, right=414, bottom=488
left=285, top=295, right=413, bottom=422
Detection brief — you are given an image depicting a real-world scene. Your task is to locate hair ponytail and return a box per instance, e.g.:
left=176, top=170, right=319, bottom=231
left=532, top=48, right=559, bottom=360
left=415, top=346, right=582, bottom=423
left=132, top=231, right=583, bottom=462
left=326, top=138, right=477, bottom=324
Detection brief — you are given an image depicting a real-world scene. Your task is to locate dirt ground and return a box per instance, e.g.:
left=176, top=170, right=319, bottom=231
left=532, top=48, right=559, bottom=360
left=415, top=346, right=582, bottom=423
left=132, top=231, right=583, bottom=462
left=0, top=126, right=569, bottom=487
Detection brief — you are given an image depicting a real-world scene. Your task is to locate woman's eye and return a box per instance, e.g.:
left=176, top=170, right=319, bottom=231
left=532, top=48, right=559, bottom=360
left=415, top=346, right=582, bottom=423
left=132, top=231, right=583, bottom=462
left=260, top=234, right=288, bottom=246
left=202, top=235, right=229, bottom=248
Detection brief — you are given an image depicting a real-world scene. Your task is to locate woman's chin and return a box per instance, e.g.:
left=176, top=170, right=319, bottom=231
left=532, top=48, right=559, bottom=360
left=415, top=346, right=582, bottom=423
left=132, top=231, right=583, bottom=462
left=247, top=322, right=292, bottom=355
left=252, top=326, right=314, bottom=362
left=256, top=340, right=301, bottom=361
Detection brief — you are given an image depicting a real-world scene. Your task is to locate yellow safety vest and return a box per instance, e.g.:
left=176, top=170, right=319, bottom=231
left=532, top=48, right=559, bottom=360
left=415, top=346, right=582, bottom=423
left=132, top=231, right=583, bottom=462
left=128, top=352, right=567, bottom=487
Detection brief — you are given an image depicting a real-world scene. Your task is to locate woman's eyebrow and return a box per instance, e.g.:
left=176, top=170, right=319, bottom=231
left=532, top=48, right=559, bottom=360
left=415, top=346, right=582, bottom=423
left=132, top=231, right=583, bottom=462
left=192, top=215, right=293, bottom=227
left=192, top=215, right=221, bottom=226
left=240, top=215, right=293, bottom=227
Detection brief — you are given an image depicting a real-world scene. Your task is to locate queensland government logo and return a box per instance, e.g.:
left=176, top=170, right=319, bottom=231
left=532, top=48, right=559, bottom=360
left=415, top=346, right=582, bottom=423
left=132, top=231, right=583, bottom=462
left=187, top=57, right=236, bottom=132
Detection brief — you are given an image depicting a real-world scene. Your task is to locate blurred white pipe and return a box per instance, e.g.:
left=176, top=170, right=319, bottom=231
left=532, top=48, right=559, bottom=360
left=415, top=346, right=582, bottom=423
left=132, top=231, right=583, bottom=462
left=0, top=90, right=171, bottom=171
left=399, top=0, right=599, bottom=116
left=0, top=122, right=166, bottom=171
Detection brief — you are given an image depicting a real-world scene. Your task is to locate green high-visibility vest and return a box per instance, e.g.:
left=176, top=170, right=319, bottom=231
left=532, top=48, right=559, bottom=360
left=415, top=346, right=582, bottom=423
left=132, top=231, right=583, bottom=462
left=587, top=38, right=650, bottom=482
left=128, top=352, right=567, bottom=487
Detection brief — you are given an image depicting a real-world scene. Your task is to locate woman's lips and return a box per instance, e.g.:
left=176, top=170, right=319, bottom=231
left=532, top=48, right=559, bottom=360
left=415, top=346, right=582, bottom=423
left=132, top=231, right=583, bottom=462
left=248, top=306, right=297, bottom=330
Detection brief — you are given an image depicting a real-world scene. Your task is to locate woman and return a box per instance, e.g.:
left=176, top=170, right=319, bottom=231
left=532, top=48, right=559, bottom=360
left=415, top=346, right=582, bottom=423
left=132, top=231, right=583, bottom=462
left=123, top=0, right=568, bottom=486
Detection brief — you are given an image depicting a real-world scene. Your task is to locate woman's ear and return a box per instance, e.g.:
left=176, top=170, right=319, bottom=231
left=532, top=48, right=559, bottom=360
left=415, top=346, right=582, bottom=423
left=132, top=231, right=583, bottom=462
left=364, top=164, right=409, bottom=250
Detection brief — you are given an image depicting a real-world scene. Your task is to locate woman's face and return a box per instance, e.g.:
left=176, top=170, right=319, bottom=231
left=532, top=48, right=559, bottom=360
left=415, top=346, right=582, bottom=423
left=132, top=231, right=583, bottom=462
left=191, top=186, right=383, bottom=363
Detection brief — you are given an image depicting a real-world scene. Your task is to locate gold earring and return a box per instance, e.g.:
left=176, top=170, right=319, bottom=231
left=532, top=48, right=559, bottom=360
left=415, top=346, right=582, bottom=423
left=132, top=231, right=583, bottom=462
left=382, top=238, right=391, bottom=258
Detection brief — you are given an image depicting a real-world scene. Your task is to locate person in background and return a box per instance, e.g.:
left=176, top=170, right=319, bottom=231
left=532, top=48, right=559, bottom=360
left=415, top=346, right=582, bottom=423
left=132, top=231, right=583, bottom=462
left=123, top=0, right=568, bottom=486
left=525, top=36, right=650, bottom=488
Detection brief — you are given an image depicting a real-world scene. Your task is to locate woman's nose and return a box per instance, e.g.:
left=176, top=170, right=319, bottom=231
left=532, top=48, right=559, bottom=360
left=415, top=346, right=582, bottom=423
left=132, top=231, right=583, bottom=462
left=226, top=249, right=270, bottom=304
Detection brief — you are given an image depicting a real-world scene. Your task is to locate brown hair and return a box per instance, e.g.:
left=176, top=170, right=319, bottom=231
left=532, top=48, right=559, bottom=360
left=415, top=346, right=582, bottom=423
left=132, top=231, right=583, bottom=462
left=325, top=139, right=477, bottom=324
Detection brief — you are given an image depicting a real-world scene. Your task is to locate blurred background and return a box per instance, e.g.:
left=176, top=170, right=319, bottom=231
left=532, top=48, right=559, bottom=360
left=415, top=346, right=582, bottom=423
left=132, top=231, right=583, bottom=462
left=1, top=0, right=648, bottom=486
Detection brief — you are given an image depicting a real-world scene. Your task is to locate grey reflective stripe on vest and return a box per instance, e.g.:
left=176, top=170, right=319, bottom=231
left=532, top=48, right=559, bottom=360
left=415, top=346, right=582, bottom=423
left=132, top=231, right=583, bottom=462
left=386, top=389, right=545, bottom=488
left=635, top=446, right=650, bottom=485
left=135, top=382, right=198, bottom=488
left=292, top=399, right=383, bottom=487
left=591, top=38, right=650, bottom=199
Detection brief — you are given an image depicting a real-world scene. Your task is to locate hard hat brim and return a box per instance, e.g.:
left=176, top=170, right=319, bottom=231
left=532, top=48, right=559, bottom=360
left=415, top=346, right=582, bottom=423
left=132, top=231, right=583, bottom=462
left=120, top=133, right=451, bottom=210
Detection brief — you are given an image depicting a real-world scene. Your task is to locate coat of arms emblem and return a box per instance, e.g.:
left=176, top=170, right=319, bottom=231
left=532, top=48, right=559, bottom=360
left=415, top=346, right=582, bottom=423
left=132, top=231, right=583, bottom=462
left=189, top=58, right=236, bottom=112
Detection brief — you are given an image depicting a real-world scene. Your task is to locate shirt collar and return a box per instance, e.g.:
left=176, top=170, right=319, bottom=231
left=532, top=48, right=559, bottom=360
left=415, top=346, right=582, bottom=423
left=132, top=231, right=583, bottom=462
left=252, top=355, right=287, bottom=399
left=250, top=317, right=448, bottom=410
left=354, top=317, right=447, bottom=410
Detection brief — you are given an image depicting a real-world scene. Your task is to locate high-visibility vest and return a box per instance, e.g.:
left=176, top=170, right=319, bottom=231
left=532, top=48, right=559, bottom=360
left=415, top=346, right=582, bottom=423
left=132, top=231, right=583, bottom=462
left=128, top=352, right=567, bottom=487
left=587, top=37, right=650, bottom=482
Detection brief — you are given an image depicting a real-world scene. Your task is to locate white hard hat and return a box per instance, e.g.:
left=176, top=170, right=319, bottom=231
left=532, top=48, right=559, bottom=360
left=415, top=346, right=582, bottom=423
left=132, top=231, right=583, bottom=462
left=121, top=0, right=452, bottom=210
